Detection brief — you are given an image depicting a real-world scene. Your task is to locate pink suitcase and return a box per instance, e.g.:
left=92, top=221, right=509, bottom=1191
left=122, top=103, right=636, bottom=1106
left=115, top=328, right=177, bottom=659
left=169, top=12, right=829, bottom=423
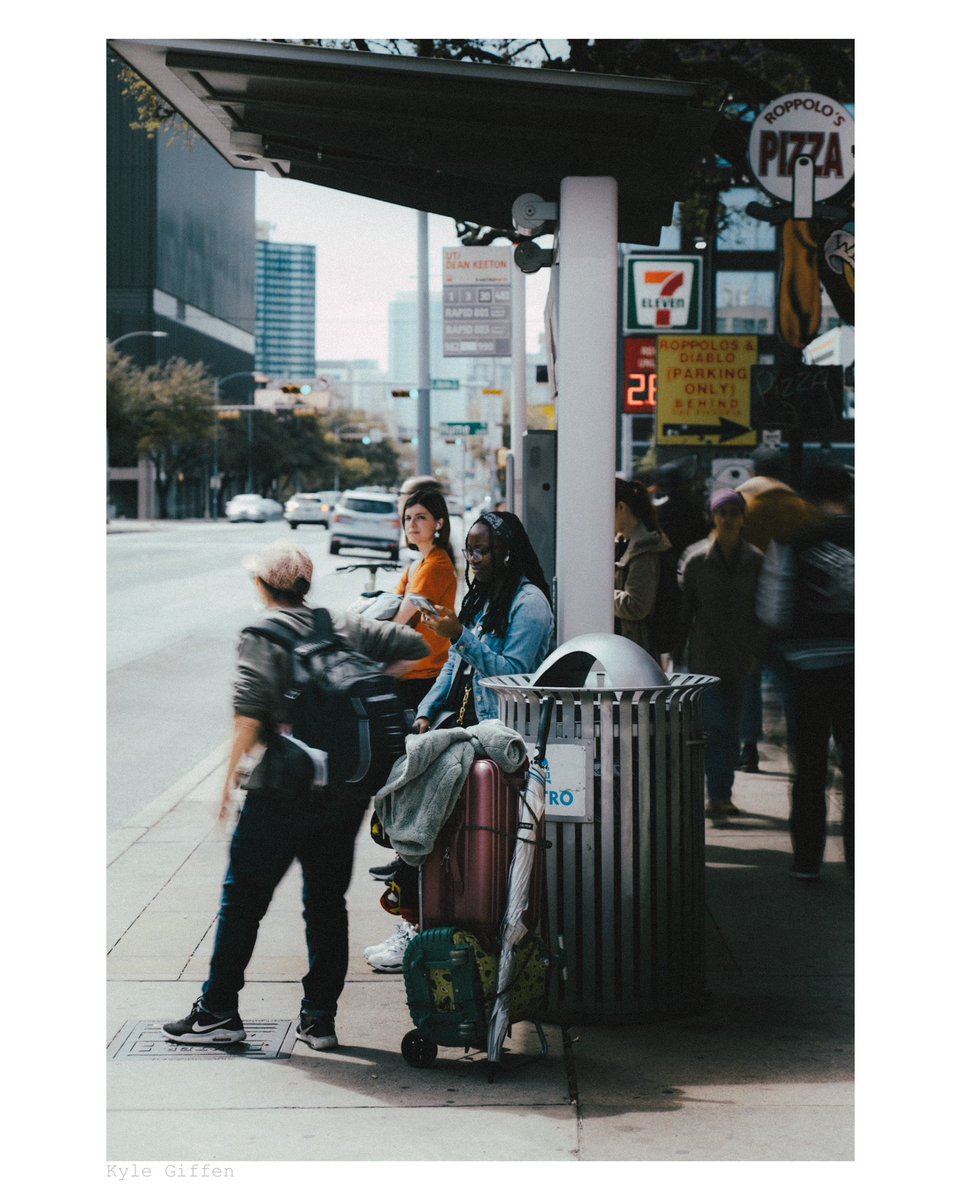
left=420, top=758, right=543, bottom=938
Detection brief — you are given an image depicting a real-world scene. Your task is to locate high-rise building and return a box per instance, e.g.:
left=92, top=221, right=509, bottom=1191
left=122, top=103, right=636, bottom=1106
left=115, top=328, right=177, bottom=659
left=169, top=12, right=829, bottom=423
left=107, top=51, right=256, bottom=517
left=256, top=225, right=317, bottom=380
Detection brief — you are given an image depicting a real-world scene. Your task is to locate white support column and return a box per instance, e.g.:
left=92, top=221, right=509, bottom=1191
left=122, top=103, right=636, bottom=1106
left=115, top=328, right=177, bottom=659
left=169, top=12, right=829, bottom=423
left=556, top=176, right=618, bottom=642
left=510, top=257, right=527, bottom=519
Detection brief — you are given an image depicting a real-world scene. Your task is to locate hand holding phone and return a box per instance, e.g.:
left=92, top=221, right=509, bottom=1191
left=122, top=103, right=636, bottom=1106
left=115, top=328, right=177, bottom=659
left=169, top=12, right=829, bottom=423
left=408, top=594, right=440, bottom=617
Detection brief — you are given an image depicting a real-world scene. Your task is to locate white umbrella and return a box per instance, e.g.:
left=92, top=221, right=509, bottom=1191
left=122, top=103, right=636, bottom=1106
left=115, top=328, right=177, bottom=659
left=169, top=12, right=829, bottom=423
left=486, top=697, right=555, bottom=1081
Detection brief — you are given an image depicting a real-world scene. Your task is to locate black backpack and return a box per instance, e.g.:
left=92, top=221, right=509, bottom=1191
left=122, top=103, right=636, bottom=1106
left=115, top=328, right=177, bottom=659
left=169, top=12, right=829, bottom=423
left=242, top=608, right=409, bottom=794
left=647, top=546, right=682, bottom=659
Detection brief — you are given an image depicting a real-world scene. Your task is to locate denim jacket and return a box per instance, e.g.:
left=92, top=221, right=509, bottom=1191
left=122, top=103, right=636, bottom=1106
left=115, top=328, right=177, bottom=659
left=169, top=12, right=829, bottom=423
left=416, top=580, right=554, bottom=724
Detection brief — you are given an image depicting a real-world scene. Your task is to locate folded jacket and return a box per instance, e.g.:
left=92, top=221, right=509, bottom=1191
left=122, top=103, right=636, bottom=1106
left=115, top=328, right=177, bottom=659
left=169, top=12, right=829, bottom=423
left=372, top=719, right=528, bottom=867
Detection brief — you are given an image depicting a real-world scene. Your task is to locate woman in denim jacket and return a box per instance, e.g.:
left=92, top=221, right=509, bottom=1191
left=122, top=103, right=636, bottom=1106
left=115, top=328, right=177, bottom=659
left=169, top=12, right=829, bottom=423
left=413, top=510, right=554, bottom=730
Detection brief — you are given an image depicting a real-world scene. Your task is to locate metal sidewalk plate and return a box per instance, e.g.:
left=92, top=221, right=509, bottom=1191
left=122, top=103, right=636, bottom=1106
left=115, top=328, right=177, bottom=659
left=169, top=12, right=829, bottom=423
left=108, top=1019, right=296, bottom=1060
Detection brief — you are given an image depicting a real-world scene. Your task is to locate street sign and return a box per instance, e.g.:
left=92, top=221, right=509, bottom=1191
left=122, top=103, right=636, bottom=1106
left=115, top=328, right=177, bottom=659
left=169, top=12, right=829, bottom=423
left=442, top=246, right=512, bottom=357
left=431, top=378, right=460, bottom=390
left=657, top=336, right=758, bottom=446
left=439, top=421, right=487, bottom=435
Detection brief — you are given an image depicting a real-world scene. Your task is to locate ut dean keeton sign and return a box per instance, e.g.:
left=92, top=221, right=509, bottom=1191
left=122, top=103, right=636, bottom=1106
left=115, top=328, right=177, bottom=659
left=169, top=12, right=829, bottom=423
left=623, top=255, right=703, bottom=334
left=657, top=336, right=758, bottom=446
left=443, top=246, right=512, bottom=357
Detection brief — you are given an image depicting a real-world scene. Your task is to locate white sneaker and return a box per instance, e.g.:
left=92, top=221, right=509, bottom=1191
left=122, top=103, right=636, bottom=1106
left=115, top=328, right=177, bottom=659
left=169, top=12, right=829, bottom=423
left=365, top=919, right=417, bottom=972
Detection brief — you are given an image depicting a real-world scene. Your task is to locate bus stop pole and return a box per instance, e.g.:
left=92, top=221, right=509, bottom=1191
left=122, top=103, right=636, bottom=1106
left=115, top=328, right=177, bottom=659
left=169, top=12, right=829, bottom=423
left=555, top=176, right=618, bottom=641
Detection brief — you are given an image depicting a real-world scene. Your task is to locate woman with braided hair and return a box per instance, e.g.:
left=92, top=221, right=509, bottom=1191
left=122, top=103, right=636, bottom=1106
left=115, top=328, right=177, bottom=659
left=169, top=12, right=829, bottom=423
left=412, top=510, right=554, bottom=732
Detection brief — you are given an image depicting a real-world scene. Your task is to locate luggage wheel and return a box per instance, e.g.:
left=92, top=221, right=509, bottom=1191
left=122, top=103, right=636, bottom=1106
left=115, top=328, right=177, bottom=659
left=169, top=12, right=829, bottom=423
left=401, top=1029, right=438, bottom=1068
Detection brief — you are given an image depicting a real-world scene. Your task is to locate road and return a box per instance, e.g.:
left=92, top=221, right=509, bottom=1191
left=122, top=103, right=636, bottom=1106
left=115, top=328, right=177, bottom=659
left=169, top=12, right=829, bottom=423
left=106, top=518, right=420, bottom=828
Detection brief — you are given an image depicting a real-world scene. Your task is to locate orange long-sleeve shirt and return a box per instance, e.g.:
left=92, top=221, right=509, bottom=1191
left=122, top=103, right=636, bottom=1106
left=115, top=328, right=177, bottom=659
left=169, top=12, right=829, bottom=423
left=395, top=547, right=459, bottom=679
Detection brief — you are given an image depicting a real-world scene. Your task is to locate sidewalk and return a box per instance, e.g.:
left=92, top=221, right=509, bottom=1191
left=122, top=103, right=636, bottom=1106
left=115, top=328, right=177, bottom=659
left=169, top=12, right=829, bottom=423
left=106, top=717, right=853, bottom=1163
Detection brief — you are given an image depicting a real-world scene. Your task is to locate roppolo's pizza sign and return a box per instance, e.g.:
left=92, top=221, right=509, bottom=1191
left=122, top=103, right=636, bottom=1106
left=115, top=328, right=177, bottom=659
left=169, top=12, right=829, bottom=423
left=748, top=92, right=854, bottom=206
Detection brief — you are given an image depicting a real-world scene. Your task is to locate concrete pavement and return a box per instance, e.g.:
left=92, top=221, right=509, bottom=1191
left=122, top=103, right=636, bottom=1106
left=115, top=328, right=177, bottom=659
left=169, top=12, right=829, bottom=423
left=106, top=707, right=853, bottom=1164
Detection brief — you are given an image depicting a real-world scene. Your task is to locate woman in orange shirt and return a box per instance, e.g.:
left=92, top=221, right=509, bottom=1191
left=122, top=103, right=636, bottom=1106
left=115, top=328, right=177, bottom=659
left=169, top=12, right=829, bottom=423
left=391, top=488, right=459, bottom=712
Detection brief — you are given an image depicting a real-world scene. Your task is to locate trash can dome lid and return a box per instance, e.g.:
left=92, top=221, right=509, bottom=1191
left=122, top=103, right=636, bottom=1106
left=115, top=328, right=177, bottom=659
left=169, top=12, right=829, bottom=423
left=533, top=633, right=669, bottom=688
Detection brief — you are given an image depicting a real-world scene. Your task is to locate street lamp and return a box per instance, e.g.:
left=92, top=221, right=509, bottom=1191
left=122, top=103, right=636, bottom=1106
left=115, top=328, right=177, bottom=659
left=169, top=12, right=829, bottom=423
left=109, top=330, right=169, bottom=350
left=106, top=330, right=168, bottom=521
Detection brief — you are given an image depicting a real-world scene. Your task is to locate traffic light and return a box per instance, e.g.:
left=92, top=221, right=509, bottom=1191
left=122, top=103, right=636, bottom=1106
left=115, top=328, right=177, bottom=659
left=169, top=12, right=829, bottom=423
left=281, top=383, right=313, bottom=396
left=391, top=388, right=419, bottom=399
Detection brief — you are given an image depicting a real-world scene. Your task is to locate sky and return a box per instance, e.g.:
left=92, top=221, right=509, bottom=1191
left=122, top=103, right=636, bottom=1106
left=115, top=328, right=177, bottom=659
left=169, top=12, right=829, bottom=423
left=255, top=174, right=554, bottom=372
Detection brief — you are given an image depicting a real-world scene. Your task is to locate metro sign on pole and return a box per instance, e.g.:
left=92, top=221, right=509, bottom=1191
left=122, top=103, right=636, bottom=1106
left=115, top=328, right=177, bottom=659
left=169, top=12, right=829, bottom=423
left=442, top=246, right=512, bottom=357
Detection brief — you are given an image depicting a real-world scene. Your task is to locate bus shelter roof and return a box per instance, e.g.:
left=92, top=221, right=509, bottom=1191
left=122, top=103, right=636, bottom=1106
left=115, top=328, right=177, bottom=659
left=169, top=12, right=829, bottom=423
left=108, top=39, right=718, bottom=245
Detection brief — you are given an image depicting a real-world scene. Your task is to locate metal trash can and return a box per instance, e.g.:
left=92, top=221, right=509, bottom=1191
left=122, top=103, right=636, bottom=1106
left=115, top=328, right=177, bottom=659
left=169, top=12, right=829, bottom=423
left=486, top=633, right=717, bottom=1024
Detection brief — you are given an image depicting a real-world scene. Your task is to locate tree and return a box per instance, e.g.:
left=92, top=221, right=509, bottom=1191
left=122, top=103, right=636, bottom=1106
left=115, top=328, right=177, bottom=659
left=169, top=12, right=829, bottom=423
left=106, top=347, right=145, bottom=467
left=127, top=358, right=217, bottom=518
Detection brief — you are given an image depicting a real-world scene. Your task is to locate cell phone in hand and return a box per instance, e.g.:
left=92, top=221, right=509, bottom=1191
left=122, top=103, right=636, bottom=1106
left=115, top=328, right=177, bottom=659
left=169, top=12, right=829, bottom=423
left=408, top=594, right=440, bottom=617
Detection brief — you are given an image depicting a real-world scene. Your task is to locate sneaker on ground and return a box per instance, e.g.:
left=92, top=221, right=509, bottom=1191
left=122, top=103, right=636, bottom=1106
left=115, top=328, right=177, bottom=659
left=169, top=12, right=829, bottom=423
left=162, top=997, right=246, bottom=1044
left=364, top=918, right=417, bottom=961
left=368, top=857, right=401, bottom=881
left=737, top=743, right=761, bottom=772
left=365, top=919, right=417, bottom=972
left=296, top=1014, right=338, bottom=1051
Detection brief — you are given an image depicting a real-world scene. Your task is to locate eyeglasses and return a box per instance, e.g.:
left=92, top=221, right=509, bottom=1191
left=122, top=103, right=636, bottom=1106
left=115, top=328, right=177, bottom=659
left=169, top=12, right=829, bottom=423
left=462, top=545, right=491, bottom=562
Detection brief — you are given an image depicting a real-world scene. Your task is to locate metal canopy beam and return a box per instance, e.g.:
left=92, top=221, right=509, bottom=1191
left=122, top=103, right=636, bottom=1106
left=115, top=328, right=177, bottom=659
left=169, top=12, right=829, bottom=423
left=108, top=39, right=718, bottom=244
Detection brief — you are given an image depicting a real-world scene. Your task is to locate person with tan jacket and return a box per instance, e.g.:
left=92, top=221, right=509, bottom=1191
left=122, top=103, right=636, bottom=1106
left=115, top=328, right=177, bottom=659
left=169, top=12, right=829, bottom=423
left=614, top=478, right=673, bottom=657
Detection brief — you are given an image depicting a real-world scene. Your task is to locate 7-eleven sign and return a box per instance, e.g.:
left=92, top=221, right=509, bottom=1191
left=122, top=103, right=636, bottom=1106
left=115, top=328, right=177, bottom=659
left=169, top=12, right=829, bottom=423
left=623, top=255, right=703, bottom=334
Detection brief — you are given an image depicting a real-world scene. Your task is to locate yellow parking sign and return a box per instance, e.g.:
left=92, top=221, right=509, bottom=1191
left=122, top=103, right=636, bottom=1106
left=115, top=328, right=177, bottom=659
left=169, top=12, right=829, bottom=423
left=656, top=336, right=758, bottom=445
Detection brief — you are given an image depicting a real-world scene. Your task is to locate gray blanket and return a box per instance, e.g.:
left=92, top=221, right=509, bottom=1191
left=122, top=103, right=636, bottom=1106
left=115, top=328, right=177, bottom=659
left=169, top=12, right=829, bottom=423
left=372, top=720, right=528, bottom=867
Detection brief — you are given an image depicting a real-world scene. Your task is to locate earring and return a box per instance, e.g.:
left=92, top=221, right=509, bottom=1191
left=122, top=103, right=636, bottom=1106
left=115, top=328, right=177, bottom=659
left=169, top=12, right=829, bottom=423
left=434, top=529, right=440, bottom=539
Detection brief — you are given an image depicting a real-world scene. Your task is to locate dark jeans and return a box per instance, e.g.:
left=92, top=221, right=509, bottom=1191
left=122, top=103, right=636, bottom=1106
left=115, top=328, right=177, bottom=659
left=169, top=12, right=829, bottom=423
left=789, top=663, right=854, bottom=875
left=702, top=677, right=748, bottom=806
left=202, top=787, right=368, bottom=1018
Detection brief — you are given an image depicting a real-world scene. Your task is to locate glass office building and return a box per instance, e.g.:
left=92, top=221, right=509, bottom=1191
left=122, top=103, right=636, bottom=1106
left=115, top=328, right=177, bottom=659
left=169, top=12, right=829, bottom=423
left=256, top=237, right=317, bottom=379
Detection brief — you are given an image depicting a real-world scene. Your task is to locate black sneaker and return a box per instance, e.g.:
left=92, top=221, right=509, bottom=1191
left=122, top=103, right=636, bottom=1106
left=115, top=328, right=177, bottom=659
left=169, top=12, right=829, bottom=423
left=369, top=857, right=400, bottom=881
left=296, top=1014, right=338, bottom=1051
left=737, top=743, right=760, bottom=772
left=162, top=997, right=246, bottom=1044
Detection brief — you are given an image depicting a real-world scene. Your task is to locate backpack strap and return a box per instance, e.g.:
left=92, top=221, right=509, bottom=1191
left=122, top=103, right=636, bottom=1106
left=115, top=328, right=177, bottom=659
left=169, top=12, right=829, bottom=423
left=240, top=616, right=300, bottom=651
left=310, top=607, right=339, bottom=647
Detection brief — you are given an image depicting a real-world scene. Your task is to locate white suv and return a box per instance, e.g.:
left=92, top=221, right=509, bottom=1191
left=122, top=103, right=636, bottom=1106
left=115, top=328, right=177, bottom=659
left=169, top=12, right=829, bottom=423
left=329, top=490, right=402, bottom=559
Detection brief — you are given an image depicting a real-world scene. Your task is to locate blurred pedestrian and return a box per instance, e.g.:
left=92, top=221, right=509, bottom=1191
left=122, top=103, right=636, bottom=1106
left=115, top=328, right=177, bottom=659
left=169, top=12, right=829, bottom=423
left=736, top=446, right=813, bottom=771
left=651, top=459, right=710, bottom=560
left=614, top=477, right=673, bottom=657
left=677, top=490, right=764, bottom=821
left=757, top=462, right=854, bottom=880
left=162, top=542, right=427, bottom=1050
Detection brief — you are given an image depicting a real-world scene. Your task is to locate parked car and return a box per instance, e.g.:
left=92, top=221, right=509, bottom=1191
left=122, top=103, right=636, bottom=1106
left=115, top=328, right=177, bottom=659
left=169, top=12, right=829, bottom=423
left=329, top=489, right=402, bottom=558
left=225, top=493, right=283, bottom=523
left=284, top=490, right=340, bottom=529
